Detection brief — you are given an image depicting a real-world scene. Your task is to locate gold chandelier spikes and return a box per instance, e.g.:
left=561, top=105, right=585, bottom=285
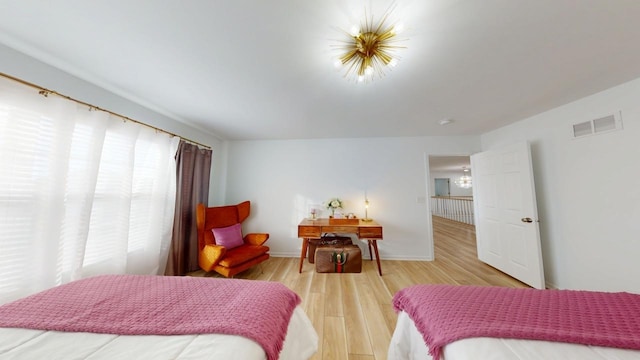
left=334, top=8, right=406, bottom=82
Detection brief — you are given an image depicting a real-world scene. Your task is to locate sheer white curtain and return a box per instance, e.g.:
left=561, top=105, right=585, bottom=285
left=0, top=77, right=180, bottom=304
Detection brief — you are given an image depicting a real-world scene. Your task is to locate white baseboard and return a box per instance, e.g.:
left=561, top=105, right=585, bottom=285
left=269, top=252, right=303, bottom=258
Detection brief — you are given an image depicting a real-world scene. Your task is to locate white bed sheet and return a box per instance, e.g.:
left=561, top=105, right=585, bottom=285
left=388, top=311, right=640, bottom=360
left=0, top=306, right=317, bottom=360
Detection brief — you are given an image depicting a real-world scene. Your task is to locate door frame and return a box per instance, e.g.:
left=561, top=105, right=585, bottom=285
left=423, top=152, right=473, bottom=261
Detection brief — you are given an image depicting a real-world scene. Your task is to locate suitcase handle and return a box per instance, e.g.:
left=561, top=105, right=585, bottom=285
left=331, top=252, right=348, bottom=265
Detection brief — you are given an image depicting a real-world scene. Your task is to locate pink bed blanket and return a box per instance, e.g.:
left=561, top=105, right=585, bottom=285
left=0, top=275, right=301, bottom=360
left=393, top=284, right=640, bottom=359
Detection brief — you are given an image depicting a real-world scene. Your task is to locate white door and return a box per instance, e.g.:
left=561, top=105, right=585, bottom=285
left=470, top=142, right=545, bottom=289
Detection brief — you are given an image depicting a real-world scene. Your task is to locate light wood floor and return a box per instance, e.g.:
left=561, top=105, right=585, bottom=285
left=189, top=216, right=528, bottom=360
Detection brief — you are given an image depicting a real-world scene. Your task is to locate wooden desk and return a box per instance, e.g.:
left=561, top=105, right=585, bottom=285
left=298, top=218, right=384, bottom=275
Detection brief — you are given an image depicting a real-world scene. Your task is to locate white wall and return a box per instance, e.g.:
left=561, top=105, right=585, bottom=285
left=429, top=170, right=474, bottom=197
left=481, top=77, right=640, bottom=293
left=224, top=136, right=480, bottom=259
left=0, top=44, right=227, bottom=202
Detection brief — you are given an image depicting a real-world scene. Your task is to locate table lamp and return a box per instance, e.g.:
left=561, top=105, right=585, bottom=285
left=363, top=198, right=373, bottom=222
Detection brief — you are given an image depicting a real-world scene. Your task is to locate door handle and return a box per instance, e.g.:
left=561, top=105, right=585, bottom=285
left=521, top=217, right=533, bottom=223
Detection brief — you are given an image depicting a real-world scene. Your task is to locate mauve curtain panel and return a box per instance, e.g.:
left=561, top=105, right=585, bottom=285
left=165, top=141, right=212, bottom=276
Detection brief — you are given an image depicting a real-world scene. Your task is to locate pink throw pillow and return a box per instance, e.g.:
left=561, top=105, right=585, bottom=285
left=212, top=223, right=244, bottom=249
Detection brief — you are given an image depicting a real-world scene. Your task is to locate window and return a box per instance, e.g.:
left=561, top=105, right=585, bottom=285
left=0, top=78, right=179, bottom=304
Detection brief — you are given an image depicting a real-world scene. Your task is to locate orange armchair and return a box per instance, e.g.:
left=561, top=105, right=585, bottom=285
left=196, top=201, right=270, bottom=277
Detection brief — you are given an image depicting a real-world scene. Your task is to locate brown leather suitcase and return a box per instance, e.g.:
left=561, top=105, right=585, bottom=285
left=308, top=235, right=352, bottom=263
left=315, top=244, right=362, bottom=273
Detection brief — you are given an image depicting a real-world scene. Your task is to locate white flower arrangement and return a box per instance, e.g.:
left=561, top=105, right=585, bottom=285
left=324, top=198, right=343, bottom=215
left=325, top=198, right=343, bottom=210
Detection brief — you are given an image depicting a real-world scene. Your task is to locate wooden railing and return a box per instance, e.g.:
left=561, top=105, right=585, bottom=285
left=430, top=196, right=475, bottom=225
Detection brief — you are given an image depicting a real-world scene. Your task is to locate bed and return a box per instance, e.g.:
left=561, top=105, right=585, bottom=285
left=388, top=284, right=640, bottom=360
left=0, top=275, right=318, bottom=360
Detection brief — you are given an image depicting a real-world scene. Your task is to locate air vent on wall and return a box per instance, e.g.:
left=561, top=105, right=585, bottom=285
left=571, top=111, right=622, bottom=139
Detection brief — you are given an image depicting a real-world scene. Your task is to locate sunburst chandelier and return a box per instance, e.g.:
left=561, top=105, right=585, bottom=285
left=334, top=8, right=405, bottom=83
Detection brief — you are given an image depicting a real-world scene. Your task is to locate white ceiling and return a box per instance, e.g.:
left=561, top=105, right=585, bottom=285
left=1, top=0, right=640, bottom=141
left=429, top=156, right=470, bottom=173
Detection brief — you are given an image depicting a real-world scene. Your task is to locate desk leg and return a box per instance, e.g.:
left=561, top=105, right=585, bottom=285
left=299, top=238, right=309, bottom=273
left=367, top=241, right=373, bottom=261
left=369, top=240, right=382, bottom=276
